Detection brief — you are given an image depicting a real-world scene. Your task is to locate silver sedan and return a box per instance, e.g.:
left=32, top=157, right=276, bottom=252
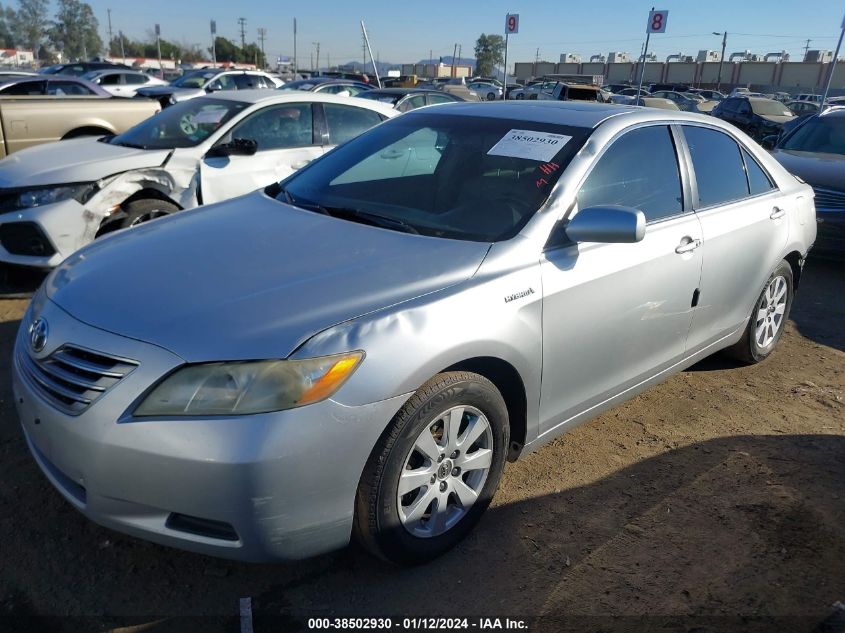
left=14, top=102, right=816, bottom=565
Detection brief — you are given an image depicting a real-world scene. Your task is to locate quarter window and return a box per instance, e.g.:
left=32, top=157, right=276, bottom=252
left=683, top=126, right=749, bottom=207
left=742, top=148, right=775, bottom=195
left=577, top=125, right=683, bottom=222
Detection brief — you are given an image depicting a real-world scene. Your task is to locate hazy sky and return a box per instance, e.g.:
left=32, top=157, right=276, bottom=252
left=87, top=1, right=843, bottom=66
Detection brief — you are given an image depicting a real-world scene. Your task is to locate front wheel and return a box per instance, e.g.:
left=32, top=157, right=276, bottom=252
left=725, top=260, right=793, bottom=364
left=354, top=372, right=509, bottom=565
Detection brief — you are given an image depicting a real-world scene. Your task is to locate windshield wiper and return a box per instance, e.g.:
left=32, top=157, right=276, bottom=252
left=290, top=198, right=419, bottom=234
left=108, top=139, right=149, bottom=150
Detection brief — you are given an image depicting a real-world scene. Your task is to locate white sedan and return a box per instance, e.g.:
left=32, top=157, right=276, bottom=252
left=467, top=81, right=503, bottom=101
left=82, top=69, right=169, bottom=97
left=0, top=91, right=396, bottom=268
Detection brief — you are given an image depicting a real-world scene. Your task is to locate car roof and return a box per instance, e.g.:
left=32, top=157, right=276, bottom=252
left=202, top=89, right=397, bottom=113
left=402, top=100, right=739, bottom=129
left=366, top=88, right=441, bottom=95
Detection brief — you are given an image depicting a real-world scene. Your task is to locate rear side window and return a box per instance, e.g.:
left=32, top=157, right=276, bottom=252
left=323, top=103, right=384, bottom=145
left=577, top=125, right=683, bottom=222
left=124, top=74, right=147, bottom=85
left=741, top=148, right=775, bottom=196
left=683, top=126, right=748, bottom=208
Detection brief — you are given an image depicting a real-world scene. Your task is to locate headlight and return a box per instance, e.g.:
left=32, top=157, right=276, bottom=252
left=134, top=351, right=364, bottom=417
left=12, top=183, right=96, bottom=211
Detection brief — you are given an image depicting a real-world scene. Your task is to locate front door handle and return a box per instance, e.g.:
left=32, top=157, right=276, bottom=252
left=770, top=206, right=786, bottom=220
left=675, top=237, right=702, bottom=254
left=290, top=159, right=311, bottom=170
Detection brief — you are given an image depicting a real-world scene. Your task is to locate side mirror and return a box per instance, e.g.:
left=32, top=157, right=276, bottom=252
left=208, top=137, right=258, bottom=158
left=206, top=85, right=219, bottom=93
left=761, top=135, right=778, bottom=150
left=565, top=206, right=646, bottom=243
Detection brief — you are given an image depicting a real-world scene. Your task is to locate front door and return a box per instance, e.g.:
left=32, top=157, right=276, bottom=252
left=200, top=102, right=324, bottom=204
left=539, top=124, right=703, bottom=435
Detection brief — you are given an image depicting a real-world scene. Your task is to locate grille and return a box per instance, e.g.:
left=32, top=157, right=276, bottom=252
left=813, top=187, right=845, bottom=211
left=17, top=344, right=138, bottom=415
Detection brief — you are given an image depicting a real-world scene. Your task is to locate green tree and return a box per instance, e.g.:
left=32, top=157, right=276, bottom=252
left=13, top=0, right=49, bottom=58
left=49, top=0, right=102, bottom=60
left=0, top=3, right=17, bottom=48
left=474, top=33, right=505, bottom=77
left=211, top=36, right=239, bottom=63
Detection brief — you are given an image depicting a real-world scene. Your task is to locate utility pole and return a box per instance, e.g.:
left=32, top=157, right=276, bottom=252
left=118, top=29, right=126, bottom=65
left=360, top=20, right=381, bottom=87
left=452, top=43, right=457, bottom=77
left=313, top=42, right=320, bottom=72
left=210, top=20, right=217, bottom=67
left=107, top=9, right=114, bottom=57
left=533, top=47, right=539, bottom=77
left=257, top=27, right=267, bottom=69
left=803, top=39, right=812, bottom=61
left=155, top=23, right=162, bottom=78
left=293, top=18, right=297, bottom=76
left=713, top=31, right=727, bottom=92
left=821, top=15, right=845, bottom=105
left=238, top=17, right=247, bottom=51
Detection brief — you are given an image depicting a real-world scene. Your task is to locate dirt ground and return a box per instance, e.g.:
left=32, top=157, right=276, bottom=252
left=0, top=258, right=842, bottom=633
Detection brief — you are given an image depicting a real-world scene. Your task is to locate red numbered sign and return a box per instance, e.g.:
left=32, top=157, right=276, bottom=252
left=505, top=13, right=519, bottom=35
left=647, top=10, right=668, bottom=34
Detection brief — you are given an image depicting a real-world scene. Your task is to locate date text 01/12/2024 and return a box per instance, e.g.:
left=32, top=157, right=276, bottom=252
left=306, top=617, right=530, bottom=630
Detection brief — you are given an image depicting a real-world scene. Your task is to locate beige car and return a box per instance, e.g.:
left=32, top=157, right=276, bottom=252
left=0, top=92, right=160, bottom=157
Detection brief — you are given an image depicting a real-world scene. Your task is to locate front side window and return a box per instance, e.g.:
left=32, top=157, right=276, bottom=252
left=229, top=103, right=314, bottom=150
left=577, top=126, right=683, bottom=222
left=209, top=75, right=237, bottom=91
left=324, top=103, right=384, bottom=145
left=683, top=126, right=749, bottom=207
left=280, top=113, right=590, bottom=241
left=171, top=71, right=214, bottom=89
left=47, top=81, right=95, bottom=95
left=108, top=97, right=248, bottom=149
left=0, top=80, right=44, bottom=95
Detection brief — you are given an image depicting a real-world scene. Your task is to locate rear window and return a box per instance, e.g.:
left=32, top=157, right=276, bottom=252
left=280, top=113, right=591, bottom=242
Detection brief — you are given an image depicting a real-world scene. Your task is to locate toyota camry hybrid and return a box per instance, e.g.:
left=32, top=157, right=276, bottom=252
left=13, top=101, right=816, bottom=565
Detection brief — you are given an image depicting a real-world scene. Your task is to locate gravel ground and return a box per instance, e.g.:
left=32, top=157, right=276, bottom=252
left=0, top=258, right=842, bottom=633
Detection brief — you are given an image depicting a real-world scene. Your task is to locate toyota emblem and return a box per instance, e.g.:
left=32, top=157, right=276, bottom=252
left=29, top=317, right=48, bottom=353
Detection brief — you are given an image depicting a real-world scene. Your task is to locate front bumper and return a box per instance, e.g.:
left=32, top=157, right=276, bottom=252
left=13, top=296, right=409, bottom=561
left=0, top=199, right=91, bottom=269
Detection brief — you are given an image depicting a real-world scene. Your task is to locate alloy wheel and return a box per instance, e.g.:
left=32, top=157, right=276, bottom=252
left=755, top=275, right=788, bottom=348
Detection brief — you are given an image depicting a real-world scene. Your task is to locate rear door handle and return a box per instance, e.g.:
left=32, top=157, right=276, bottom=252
left=290, top=159, right=311, bottom=170
left=675, top=237, right=702, bottom=254
left=770, top=207, right=786, bottom=220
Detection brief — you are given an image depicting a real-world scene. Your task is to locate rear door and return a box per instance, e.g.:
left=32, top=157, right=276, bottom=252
left=679, top=124, right=789, bottom=354
left=200, top=102, right=324, bottom=204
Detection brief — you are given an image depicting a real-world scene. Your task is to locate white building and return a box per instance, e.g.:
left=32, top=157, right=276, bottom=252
left=0, top=49, right=35, bottom=66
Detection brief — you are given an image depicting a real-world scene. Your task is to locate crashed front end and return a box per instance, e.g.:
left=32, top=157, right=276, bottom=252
left=0, top=160, right=199, bottom=270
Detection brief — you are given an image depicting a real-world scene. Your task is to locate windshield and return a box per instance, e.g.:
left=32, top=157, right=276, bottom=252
left=171, top=71, right=214, bottom=89
left=781, top=116, right=845, bottom=156
left=278, top=113, right=590, bottom=242
left=108, top=97, right=248, bottom=149
left=751, top=100, right=792, bottom=117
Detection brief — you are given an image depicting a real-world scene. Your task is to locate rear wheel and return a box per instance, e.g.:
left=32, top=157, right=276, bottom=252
left=354, top=372, right=509, bottom=565
left=725, top=260, right=793, bottom=364
left=485, top=92, right=496, bottom=101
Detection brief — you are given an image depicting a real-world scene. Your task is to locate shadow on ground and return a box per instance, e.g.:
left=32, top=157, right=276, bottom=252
left=1, top=434, right=843, bottom=633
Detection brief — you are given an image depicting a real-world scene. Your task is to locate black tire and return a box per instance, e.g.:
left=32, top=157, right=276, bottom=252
left=120, top=198, right=178, bottom=229
left=485, top=92, right=496, bottom=101
left=354, top=371, right=509, bottom=565
left=724, top=260, right=793, bottom=364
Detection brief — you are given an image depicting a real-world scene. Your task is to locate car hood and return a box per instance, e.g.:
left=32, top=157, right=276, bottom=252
left=47, top=192, right=491, bottom=362
left=771, top=149, right=845, bottom=190
left=0, top=138, right=172, bottom=187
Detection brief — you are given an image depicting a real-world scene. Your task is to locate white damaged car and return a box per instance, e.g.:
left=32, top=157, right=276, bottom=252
left=0, top=90, right=396, bottom=268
